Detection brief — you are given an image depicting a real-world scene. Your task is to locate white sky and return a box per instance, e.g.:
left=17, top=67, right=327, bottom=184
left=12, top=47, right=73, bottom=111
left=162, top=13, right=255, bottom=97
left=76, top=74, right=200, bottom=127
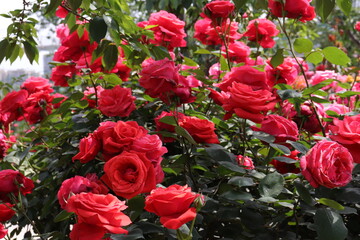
left=0, top=1, right=44, bottom=72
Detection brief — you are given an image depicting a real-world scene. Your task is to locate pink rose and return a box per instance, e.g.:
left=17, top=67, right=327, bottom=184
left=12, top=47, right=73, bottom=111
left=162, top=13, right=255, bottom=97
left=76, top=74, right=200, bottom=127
left=236, top=155, right=255, bottom=170
left=268, top=0, right=316, bottom=22
left=144, top=185, right=200, bottom=229
left=266, top=57, right=299, bottom=86
left=83, top=86, right=104, bottom=108
left=300, top=140, right=353, bottom=188
left=251, top=115, right=299, bottom=144
left=0, top=130, right=12, bottom=160
left=221, top=41, right=250, bottom=63
left=98, top=85, right=136, bottom=117
left=329, top=115, right=360, bottom=163
left=243, top=19, right=280, bottom=48
left=21, top=77, right=53, bottom=94
left=57, top=174, right=108, bottom=209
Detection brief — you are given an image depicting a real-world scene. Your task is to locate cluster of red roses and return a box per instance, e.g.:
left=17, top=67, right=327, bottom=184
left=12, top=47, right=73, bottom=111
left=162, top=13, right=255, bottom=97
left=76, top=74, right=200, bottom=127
left=51, top=23, right=131, bottom=87
left=0, top=77, right=66, bottom=127
left=0, top=170, right=34, bottom=238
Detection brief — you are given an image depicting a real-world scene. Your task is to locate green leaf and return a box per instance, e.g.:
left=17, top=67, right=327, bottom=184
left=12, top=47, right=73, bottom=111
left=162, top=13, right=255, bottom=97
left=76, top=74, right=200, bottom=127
left=270, top=49, right=284, bottom=68
left=316, top=0, right=336, bottom=22
left=54, top=210, right=73, bottom=223
left=259, top=172, right=284, bottom=198
left=336, top=0, right=352, bottom=16
left=45, top=0, right=62, bottom=15
left=159, top=116, right=177, bottom=126
left=68, top=0, right=82, bottom=10
left=221, top=190, right=253, bottom=201
left=336, top=91, right=360, bottom=98
left=294, top=38, right=313, bottom=53
left=0, top=39, right=9, bottom=63
left=218, top=161, right=246, bottom=173
left=302, top=79, right=335, bottom=95
left=89, top=17, right=108, bottom=43
left=270, top=143, right=291, bottom=155
left=103, top=73, right=122, bottom=86
left=175, top=126, right=197, bottom=145
left=286, top=141, right=309, bottom=154
left=102, top=43, right=118, bottom=71
left=228, top=176, right=255, bottom=187
left=314, top=209, right=348, bottom=240
left=307, top=51, right=324, bottom=65
left=233, top=0, right=248, bottom=9
left=149, top=45, right=171, bottom=60
left=322, top=47, right=350, bottom=66
left=272, top=156, right=298, bottom=164
left=277, top=89, right=302, bottom=100
left=183, top=57, right=198, bottom=67
left=23, top=41, right=39, bottom=64
left=318, top=198, right=345, bottom=210
left=294, top=181, right=316, bottom=206
left=194, top=49, right=212, bottom=55
left=205, top=145, right=237, bottom=163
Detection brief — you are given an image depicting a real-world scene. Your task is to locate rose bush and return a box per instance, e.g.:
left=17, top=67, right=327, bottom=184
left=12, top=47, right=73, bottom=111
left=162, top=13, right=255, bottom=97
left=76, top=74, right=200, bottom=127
left=0, top=0, right=360, bottom=239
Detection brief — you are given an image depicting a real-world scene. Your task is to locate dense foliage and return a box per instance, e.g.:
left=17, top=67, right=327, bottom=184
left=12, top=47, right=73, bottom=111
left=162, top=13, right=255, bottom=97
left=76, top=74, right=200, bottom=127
left=0, top=0, right=360, bottom=239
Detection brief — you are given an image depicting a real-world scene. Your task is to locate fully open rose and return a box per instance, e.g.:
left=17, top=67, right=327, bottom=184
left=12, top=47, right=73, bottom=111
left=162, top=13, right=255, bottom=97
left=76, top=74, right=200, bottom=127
left=300, top=140, right=353, bottom=188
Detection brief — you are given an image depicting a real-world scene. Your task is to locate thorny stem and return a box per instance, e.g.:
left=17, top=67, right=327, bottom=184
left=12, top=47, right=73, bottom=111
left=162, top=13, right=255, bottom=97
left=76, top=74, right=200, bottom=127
left=277, top=17, right=326, bottom=137
left=82, top=49, right=98, bottom=107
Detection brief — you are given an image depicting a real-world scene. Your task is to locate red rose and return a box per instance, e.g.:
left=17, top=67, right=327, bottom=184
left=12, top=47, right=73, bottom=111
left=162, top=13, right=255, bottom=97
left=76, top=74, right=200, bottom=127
left=50, top=65, right=77, bottom=87
left=0, top=169, right=34, bottom=202
left=65, top=193, right=131, bottom=235
left=265, top=57, right=299, bottom=86
left=0, top=223, right=7, bottom=239
left=243, top=19, right=280, bottom=48
left=139, top=10, right=186, bottom=50
left=222, top=82, right=277, bottom=123
left=139, top=59, right=180, bottom=98
left=22, top=91, right=54, bottom=124
left=268, top=0, right=316, bottom=22
left=251, top=115, right=299, bottom=144
left=300, top=140, right=353, bottom=188
left=98, top=85, right=136, bottom=117
left=21, top=77, right=53, bottom=94
left=271, top=150, right=301, bottom=174
left=236, top=155, right=255, bottom=170
left=57, top=174, right=108, bottom=209
left=221, top=41, right=250, bottom=63
left=329, top=115, right=360, bottom=163
left=95, top=121, right=148, bottom=160
left=82, top=86, right=104, bottom=108
left=0, top=203, right=15, bottom=222
left=101, top=151, right=157, bottom=199
left=179, top=116, right=220, bottom=144
left=356, top=21, right=360, bottom=31
left=0, top=130, right=12, bottom=160
left=155, top=111, right=185, bottom=142
left=203, top=0, right=235, bottom=19
left=216, top=65, right=270, bottom=92
left=72, top=133, right=101, bottom=163
left=144, top=184, right=200, bottom=229
left=0, top=90, right=28, bottom=123
left=194, top=17, right=241, bottom=45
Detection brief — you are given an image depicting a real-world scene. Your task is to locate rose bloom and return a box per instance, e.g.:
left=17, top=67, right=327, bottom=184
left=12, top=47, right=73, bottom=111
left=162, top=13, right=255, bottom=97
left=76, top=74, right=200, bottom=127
left=95, top=121, right=148, bottom=160
left=243, top=19, right=280, bottom=48
left=266, top=57, right=299, bottom=86
left=101, top=151, right=157, bottom=199
left=138, top=10, right=186, bottom=50
left=98, top=85, right=136, bottom=117
left=236, top=155, right=255, bottom=170
left=50, top=64, right=77, bottom=87
left=309, top=70, right=347, bottom=92
left=251, top=115, right=299, bottom=144
left=180, top=116, right=220, bottom=144
left=0, top=89, right=28, bottom=123
left=194, top=17, right=241, bottom=45
left=51, top=93, right=67, bottom=109
left=324, top=103, right=350, bottom=118
left=221, top=41, right=250, bottom=63
left=83, top=86, right=104, bottom=108
left=22, top=91, right=54, bottom=124
left=155, top=111, right=186, bottom=142
left=0, top=130, right=12, bottom=160
left=144, top=184, right=200, bottom=229
left=268, top=0, right=316, bottom=22
left=0, top=202, right=15, bottom=222
left=356, top=21, right=360, bottom=31
left=139, top=58, right=180, bottom=99
left=271, top=150, right=300, bottom=174
left=216, top=65, right=270, bottom=92
left=329, top=115, right=360, bottom=163
left=203, top=0, right=235, bottom=19
left=222, top=82, right=277, bottom=123
left=72, top=133, right=101, bottom=163
left=300, top=140, right=353, bottom=188
left=65, top=193, right=131, bottom=237
left=0, top=223, right=7, bottom=239
left=57, top=174, right=108, bottom=209
left=21, top=77, right=53, bottom=94
left=0, top=169, right=34, bottom=202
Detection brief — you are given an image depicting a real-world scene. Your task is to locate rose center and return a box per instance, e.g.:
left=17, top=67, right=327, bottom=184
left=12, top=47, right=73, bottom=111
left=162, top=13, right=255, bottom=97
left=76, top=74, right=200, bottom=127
left=122, top=167, right=138, bottom=183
